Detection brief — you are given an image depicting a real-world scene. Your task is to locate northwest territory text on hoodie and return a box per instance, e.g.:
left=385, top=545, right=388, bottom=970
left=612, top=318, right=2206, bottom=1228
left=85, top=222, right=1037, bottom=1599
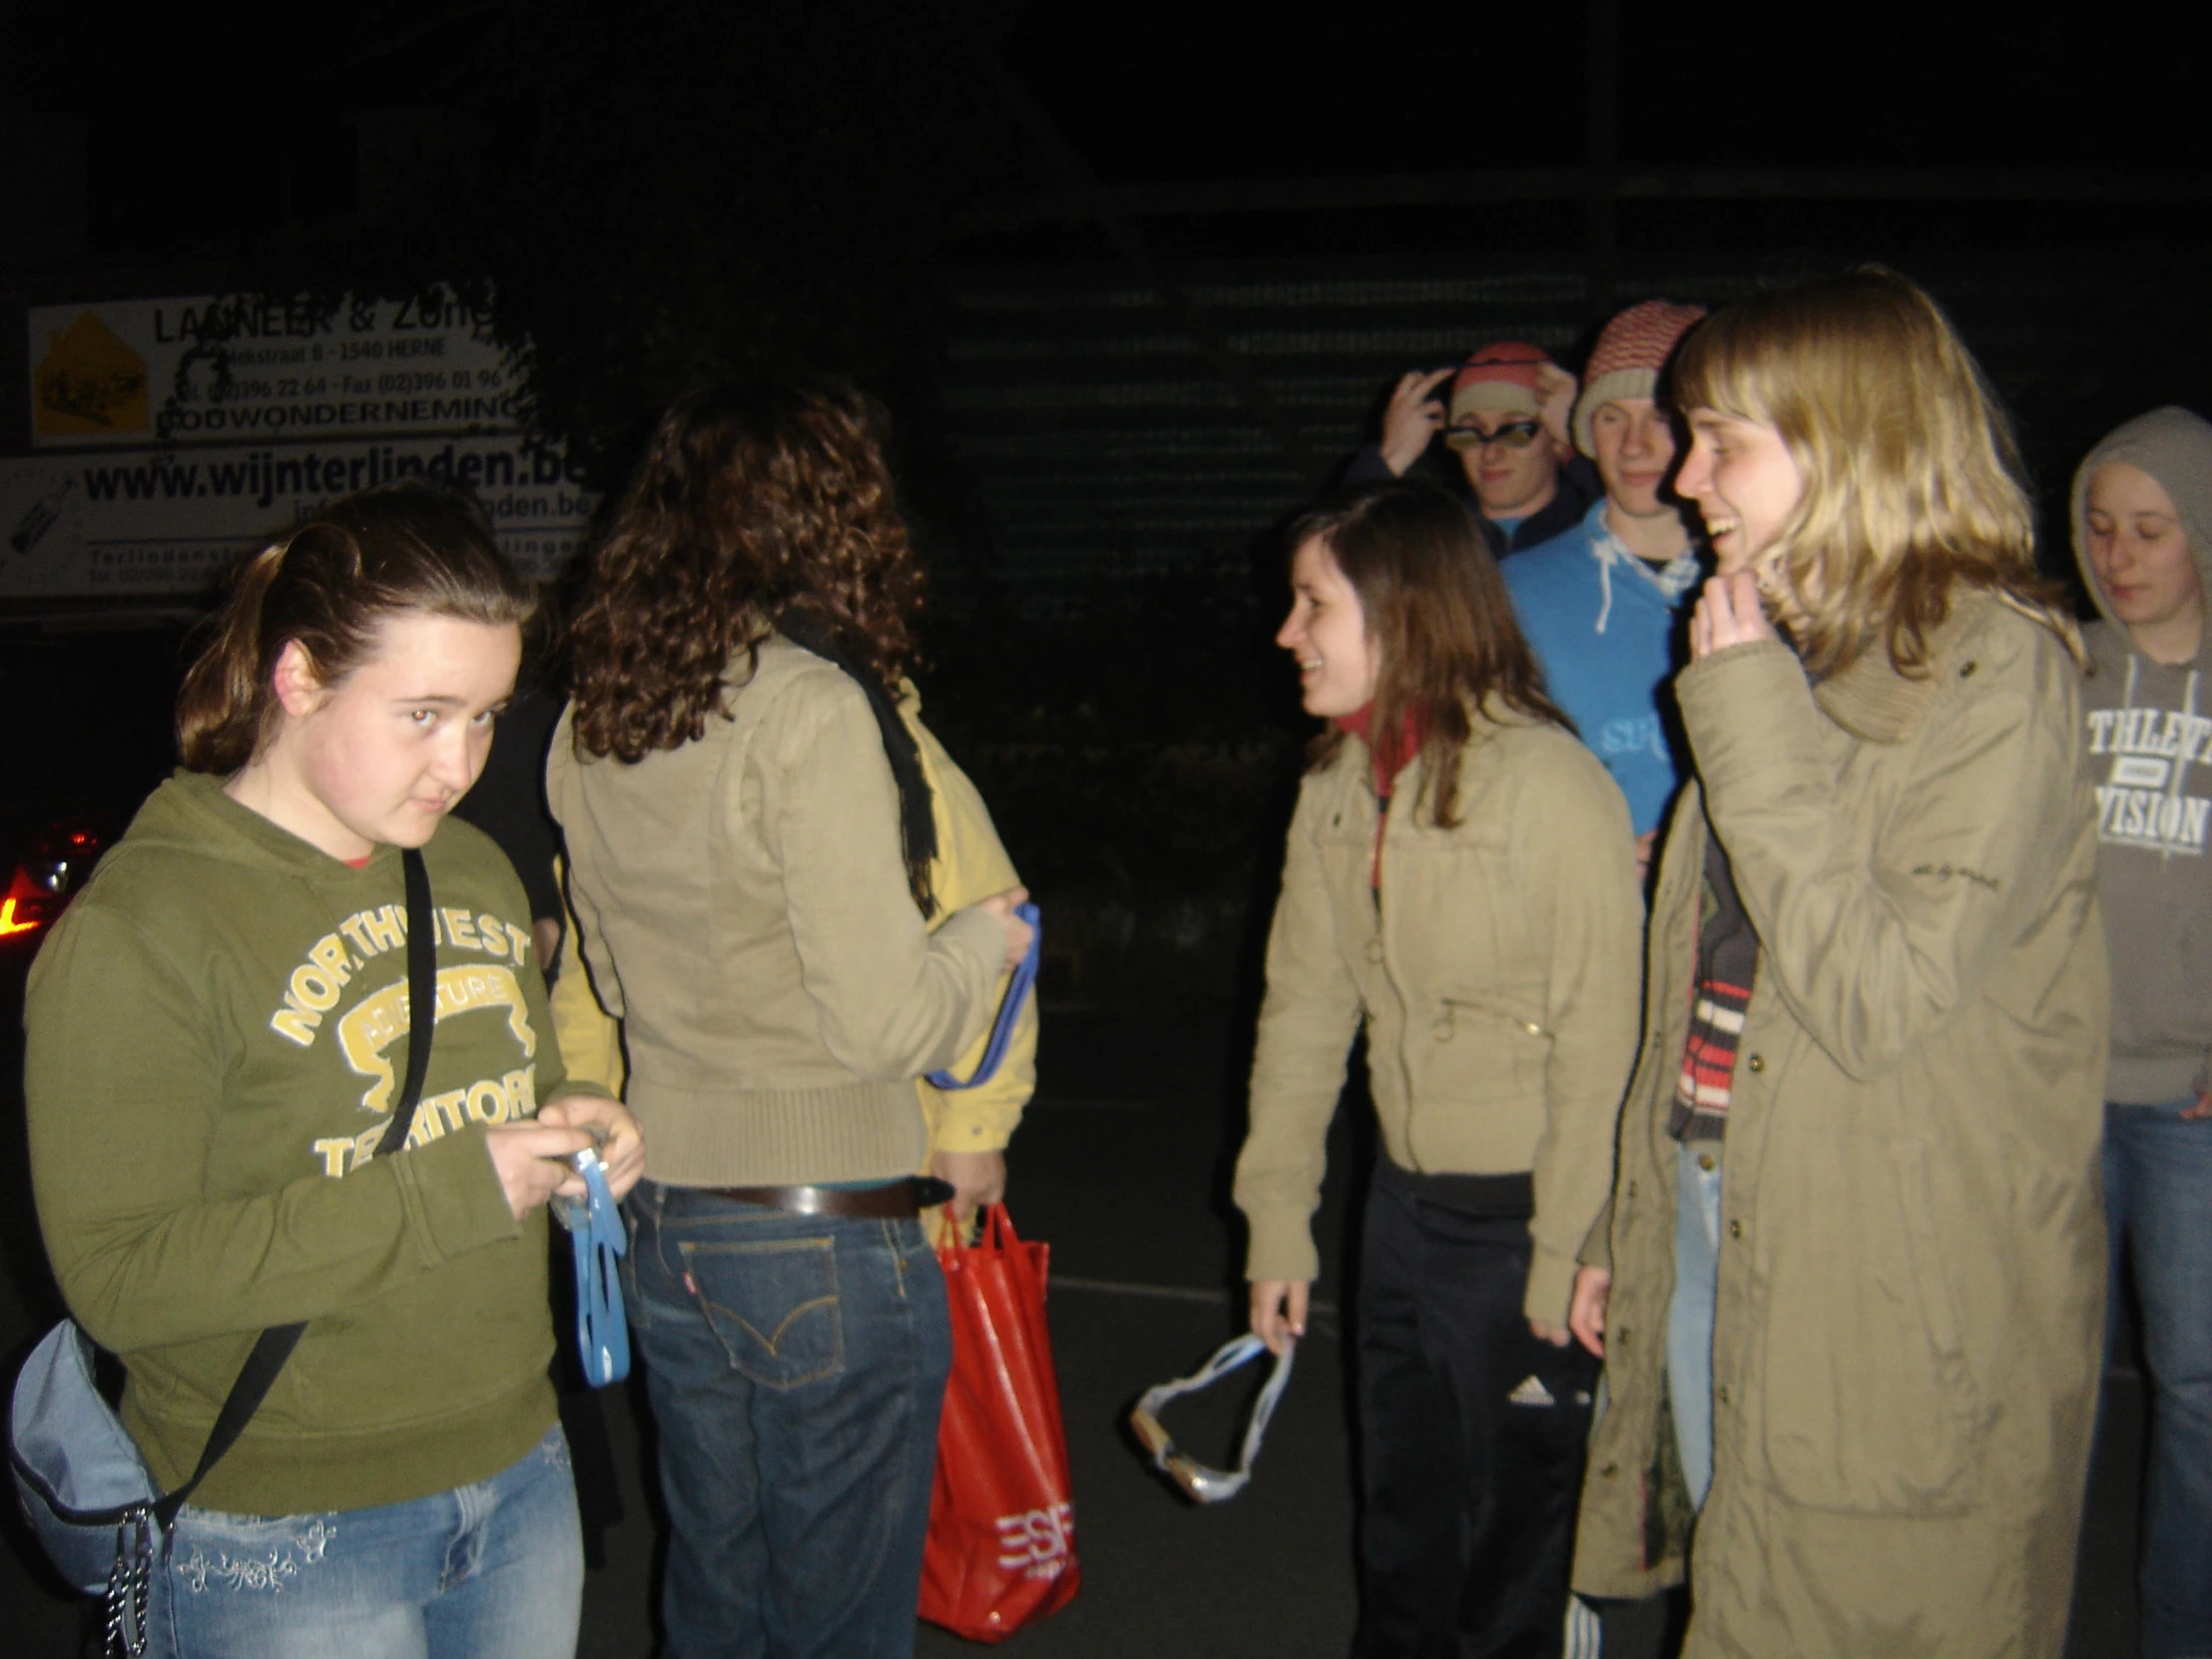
left=23, top=770, right=598, bottom=1515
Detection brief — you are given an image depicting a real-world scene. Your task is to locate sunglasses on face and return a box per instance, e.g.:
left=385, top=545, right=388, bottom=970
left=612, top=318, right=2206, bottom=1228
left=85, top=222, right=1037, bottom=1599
left=1444, top=418, right=1544, bottom=451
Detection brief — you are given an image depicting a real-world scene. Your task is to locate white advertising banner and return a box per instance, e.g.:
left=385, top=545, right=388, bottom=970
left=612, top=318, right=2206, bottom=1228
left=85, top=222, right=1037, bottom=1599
left=0, top=437, right=594, bottom=598
left=8, top=286, right=593, bottom=600
left=27, top=290, right=519, bottom=447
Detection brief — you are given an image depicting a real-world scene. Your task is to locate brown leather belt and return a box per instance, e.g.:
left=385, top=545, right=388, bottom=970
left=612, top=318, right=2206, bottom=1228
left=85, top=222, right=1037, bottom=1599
left=704, top=1177, right=953, bottom=1218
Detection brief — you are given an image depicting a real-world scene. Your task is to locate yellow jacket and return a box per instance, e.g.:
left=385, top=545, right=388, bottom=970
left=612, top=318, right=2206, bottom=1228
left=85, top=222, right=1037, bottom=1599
left=548, top=678, right=1035, bottom=1162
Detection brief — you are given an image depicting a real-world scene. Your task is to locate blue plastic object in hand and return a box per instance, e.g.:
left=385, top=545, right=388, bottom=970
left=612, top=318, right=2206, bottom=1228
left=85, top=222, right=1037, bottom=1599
left=562, top=1149, right=630, bottom=1387
left=927, top=901, right=1040, bottom=1091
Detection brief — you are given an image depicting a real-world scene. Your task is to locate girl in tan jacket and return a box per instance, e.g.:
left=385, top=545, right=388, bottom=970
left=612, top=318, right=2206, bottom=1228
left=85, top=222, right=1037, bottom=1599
left=1570, top=271, right=2106, bottom=1656
left=549, top=384, right=1033, bottom=1659
left=1235, top=478, right=1643, bottom=1658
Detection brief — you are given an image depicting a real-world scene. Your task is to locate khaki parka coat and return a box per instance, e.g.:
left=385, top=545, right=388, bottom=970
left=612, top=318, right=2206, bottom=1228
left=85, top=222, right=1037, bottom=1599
left=1235, top=706, right=1643, bottom=1326
left=1571, top=593, right=2108, bottom=1658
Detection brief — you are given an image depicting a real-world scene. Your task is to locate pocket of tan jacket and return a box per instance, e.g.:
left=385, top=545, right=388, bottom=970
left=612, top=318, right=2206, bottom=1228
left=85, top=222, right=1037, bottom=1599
left=1416, top=989, right=1551, bottom=1107
left=1756, top=1133, right=1985, bottom=1515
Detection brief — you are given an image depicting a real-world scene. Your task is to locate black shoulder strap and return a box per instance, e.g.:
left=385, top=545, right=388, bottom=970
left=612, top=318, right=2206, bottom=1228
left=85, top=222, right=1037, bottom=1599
left=382, top=847, right=437, bottom=1158
left=153, top=847, right=436, bottom=1526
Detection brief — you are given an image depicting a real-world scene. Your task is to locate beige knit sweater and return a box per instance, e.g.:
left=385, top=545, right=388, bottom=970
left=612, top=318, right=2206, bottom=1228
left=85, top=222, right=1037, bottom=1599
left=546, top=635, right=1005, bottom=1187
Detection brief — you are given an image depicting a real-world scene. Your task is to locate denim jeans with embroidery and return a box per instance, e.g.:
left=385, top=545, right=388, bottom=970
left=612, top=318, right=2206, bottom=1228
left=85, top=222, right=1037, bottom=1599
left=149, top=1423, right=581, bottom=1659
left=624, top=1180, right=952, bottom=1659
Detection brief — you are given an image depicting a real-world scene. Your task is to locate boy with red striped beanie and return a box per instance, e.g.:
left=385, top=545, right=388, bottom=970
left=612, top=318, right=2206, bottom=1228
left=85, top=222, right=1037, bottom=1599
left=1501, top=299, right=1708, bottom=874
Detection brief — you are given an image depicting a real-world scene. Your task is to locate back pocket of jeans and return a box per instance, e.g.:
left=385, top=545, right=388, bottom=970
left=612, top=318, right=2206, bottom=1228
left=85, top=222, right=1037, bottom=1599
left=679, top=1236, right=843, bottom=1387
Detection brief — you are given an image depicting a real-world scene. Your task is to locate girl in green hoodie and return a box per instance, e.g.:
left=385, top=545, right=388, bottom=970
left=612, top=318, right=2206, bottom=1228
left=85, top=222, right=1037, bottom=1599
left=25, top=486, right=642, bottom=1659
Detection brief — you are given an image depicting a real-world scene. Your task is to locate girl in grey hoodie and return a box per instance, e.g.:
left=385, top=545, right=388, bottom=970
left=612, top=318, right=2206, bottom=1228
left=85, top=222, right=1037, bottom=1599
left=2073, top=405, right=2212, bottom=1659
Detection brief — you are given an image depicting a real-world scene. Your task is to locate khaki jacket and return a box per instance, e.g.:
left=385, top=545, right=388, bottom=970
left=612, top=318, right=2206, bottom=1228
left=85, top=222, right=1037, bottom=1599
left=1573, top=595, right=2107, bottom=1658
left=549, top=684, right=1037, bottom=1154
left=546, top=635, right=1005, bottom=1188
left=1235, top=709, right=1642, bottom=1325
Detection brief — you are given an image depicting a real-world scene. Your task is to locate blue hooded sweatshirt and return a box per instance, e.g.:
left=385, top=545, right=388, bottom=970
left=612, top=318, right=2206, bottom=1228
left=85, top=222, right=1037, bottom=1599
left=1501, top=498, right=1702, bottom=834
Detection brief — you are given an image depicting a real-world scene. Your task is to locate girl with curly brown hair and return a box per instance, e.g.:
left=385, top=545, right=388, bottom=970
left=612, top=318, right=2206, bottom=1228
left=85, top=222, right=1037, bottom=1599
left=547, top=382, right=1032, bottom=1659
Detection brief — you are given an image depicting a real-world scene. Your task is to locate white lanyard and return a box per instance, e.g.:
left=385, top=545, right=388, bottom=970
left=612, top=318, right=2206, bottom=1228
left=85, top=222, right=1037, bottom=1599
left=1128, top=1334, right=1295, bottom=1502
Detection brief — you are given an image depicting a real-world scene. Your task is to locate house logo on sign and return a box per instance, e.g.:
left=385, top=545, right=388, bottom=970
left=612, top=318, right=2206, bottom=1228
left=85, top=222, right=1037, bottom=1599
left=994, top=1503, right=1075, bottom=1581
left=33, top=312, right=149, bottom=439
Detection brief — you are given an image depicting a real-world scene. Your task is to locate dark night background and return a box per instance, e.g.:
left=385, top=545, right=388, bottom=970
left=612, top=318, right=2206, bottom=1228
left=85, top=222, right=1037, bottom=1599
left=8, top=0, right=2204, bottom=996
left=0, top=3, right=2204, bottom=1653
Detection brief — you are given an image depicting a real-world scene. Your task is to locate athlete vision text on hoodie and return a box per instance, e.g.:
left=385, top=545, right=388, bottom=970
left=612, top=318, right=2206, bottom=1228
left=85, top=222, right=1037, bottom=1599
left=1501, top=496, right=1702, bottom=834
left=24, top=771, right=605, bottom=1513
left=2071, top=406, right=2212, bottom=1104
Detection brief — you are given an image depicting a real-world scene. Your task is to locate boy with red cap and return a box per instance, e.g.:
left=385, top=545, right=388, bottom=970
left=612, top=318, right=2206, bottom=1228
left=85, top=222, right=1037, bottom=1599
left=1502, top=299, right=1708, bottom=869
left=1349, top=340, right=1597, bottom=555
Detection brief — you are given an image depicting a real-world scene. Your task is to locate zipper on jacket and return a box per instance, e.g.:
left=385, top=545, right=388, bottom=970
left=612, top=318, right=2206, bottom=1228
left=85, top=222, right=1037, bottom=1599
left=1439, top=996, right=1548, bottom=1040
left=1373, top=785, right=1426, bottom=1172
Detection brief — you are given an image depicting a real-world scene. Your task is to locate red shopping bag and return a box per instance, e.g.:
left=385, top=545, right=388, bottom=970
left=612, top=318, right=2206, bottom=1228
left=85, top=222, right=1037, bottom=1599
left=919, top=1203, right=1080, bottom=1642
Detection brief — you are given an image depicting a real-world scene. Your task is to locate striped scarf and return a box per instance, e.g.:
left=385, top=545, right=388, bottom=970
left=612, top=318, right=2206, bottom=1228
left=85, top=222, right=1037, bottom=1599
left=1669, top=827, right=1759, bottom=1142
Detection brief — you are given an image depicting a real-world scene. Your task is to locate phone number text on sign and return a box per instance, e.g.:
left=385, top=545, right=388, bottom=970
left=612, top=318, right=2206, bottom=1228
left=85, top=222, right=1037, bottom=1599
left=29, top=290, right=519, bottom=448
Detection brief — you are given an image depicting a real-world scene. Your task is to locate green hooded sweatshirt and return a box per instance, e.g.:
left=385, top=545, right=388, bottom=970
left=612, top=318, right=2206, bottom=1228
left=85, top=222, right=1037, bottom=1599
left=25, top=771, right=601, bottom=1514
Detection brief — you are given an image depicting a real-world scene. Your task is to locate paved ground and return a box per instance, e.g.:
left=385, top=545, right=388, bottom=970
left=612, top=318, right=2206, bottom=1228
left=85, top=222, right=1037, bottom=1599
left=0, top=990, right=2151, bottom=1656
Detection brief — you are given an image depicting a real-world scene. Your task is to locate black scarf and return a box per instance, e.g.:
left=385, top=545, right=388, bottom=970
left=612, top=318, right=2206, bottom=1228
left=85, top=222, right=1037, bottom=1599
left=776, top=612, right=938, bottom=918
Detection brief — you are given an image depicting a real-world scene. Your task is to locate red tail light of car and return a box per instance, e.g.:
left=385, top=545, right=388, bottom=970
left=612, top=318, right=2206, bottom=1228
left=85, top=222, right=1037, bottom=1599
left=1, top=818, right=110, bottom=947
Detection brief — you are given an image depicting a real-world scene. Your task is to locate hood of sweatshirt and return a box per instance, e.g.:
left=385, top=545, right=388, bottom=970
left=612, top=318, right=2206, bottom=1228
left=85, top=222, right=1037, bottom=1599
left=2069, top=405, right=2212, bottom=645
left=1576, top=496, right=1703, bottom=636
left=104, top=768, right=409, bottom=884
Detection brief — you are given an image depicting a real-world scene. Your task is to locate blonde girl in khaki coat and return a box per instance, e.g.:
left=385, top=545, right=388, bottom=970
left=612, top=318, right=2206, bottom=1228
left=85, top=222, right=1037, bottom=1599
left=1569, top=271, right=2107, bottom=1656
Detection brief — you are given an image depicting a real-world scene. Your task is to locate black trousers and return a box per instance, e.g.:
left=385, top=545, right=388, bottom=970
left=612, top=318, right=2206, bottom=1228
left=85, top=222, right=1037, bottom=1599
left=1354, top=1162, right=1600, bottom=1659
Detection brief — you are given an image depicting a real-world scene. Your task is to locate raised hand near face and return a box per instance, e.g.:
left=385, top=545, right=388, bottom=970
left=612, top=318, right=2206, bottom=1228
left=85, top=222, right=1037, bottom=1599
left=1689, top=570, right=1777, bottom=660
left=1379, top=369, right=1455, bottom=476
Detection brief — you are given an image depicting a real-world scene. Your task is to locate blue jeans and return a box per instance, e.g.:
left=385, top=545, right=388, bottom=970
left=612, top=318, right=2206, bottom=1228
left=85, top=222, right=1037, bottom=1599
left=624, top=1181, right=952, bottom=1659
left=1667, top=1140, right=1724, bottom=1515
left=2104, top=1100, right=2212, bottom=1659
left=150, top=1424, right=581, bottom=1659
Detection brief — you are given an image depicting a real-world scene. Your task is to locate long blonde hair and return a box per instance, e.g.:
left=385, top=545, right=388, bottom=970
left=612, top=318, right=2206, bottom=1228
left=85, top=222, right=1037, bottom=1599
left=1672, top=268, right=2080, bottom=677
